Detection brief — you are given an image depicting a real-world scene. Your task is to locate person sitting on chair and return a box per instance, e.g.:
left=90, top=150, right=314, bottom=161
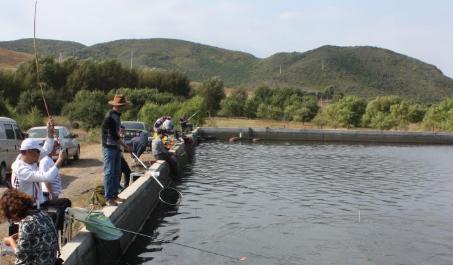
left=152, top=129, right=178, bottom=177
left=0, top=189, right=59, bottom=265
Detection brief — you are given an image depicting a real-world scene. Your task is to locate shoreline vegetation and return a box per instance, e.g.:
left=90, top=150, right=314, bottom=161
left=1, top=56, right=452, bottom=135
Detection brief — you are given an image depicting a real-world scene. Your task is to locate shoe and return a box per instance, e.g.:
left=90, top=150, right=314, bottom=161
left=114, top=197, right=126, bottom=203
left=106, top=199, right=118, bottom=206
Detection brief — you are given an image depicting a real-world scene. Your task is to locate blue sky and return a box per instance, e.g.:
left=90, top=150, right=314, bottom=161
left=1, top=0, right=452, bottom=77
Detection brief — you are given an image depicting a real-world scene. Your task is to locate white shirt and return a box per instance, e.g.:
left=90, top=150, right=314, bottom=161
left=40, top=155, right=62, bottom=198
left=11, top=138, right=57, bottom=206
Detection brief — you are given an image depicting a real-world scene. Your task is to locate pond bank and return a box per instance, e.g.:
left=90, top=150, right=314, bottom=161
left=60, top=139, right=194, bottom=265
left=198, top=127, right=453, bottom=144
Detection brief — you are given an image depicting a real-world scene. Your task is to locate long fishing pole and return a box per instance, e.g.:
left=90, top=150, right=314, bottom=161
left=73, top=217, right=246, bottom=262
left=33, top=0, right=51, bottom=118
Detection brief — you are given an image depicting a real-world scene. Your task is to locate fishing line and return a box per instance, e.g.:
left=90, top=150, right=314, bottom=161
left=33, top=0, right=51, bottom=117
left=72, top=217, right=246, bottom=262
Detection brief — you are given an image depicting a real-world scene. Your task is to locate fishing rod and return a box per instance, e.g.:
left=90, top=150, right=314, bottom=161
left=33, top=0, right=51, bottom=118
left=131, top=152, right=183, bottom=206
left=72, top=217, right=247, bottom=262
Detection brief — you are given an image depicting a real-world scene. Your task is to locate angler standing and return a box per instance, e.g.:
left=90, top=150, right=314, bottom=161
left=101, top=94, right=129, bottom=206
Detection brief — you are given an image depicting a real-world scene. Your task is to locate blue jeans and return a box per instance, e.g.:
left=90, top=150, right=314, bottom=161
left=103, top=147, right=121, bottom=200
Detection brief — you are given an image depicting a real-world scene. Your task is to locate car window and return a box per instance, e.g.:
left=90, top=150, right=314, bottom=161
left=61, top=128, right=70, bottom=138
left=0, top=125, right=6, bottom=140
left=4, top=124, right=15, bottom=140
left=13, top=124, right=23, bottom=140
left=122, top=122, right=146, bottom=130
left=28, top=128, right=48, bottom=138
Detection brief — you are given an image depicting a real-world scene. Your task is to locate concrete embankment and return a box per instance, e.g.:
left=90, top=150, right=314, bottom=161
left=61, top=140, right=192, bottom=265
left=198, top=127, right=453, bottom=144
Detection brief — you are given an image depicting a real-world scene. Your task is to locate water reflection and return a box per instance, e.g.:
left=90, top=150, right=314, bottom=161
left=124, top=141, right=453, bottom=265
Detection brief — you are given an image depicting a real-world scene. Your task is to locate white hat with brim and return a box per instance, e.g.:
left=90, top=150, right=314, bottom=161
left=20, top=138, right=43, bottom=151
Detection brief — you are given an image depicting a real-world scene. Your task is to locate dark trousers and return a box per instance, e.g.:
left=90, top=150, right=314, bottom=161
left=41, top=198, right=72, bottom=231
left=155, top=153, right=178, bottom=177
left=120, top=155, right=131, bottom=188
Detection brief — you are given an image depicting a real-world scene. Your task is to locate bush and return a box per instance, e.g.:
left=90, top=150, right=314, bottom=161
left=62, top=90, right=109, bottom=129
left=362, top=96, right=403, bottom=129
left=195, top=77, right=225, bottom=115
left=175, top=96, right=208, bottom=126
left=137, top=69, right=191, bottom=97
left=313, top=96, right=367, bottom=128
left=13, top=107, right=44, bottom=130
left=138, top=96, right=208, bottom=129
left=109, top=88, right=181, bottom=120
left=422, top=98, right=453, bottom=131
left=257, top=104, right=283, bottom=120
left=218, top=88, right=248, bottom=117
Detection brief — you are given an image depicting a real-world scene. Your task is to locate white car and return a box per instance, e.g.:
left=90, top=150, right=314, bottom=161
left=27, top=126, right=80, bottom=165
left=0, top=117, right=24, bottom=186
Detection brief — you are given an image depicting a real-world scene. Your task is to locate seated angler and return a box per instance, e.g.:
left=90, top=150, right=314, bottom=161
left=152, top=128, right=178, bottom=177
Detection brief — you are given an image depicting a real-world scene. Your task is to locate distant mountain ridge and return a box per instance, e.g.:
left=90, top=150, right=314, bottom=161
left=1, top=38, right=452, bottom=102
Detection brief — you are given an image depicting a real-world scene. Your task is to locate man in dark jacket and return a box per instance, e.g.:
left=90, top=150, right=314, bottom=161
left=101, top=94, right=129, bottom=206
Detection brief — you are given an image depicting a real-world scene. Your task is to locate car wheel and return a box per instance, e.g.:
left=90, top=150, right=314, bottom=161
left=74, top=145, right=80, bottom=160
left=0, top=163, right=7, bottom=185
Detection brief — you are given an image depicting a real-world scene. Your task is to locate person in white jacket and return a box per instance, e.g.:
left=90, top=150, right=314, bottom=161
left=11, top=118, right=64, bottom=208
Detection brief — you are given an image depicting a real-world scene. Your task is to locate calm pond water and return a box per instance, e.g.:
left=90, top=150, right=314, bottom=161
left=124, top=141, right=453, bottom=265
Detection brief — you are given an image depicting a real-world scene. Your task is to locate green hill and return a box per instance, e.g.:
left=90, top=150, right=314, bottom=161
left=75, top=38, right=256, bottom=84
left=250, top=46, right=453, bottom=102
left=1, top=38, right=452, bottom=102
left=0, top=38, right=86, bottom=58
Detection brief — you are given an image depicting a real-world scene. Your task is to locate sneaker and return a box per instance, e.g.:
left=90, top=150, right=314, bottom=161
left=106, top=199, right=118, bottom=206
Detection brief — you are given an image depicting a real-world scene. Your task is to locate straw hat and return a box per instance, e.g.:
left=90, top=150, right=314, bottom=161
left=108, top=94, right=128, bottom=106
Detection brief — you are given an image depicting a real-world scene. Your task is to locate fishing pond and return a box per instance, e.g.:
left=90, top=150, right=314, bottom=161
left=124, top=141, right=453, bottom=265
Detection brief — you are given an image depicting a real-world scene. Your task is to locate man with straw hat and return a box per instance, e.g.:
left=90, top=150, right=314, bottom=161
left=101, top=94, right=129, bottom=206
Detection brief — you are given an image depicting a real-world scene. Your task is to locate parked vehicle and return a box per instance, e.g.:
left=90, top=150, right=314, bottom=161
left=0, top=117, right=24, bottom=186
left=121, top=121, right=149, bottom=141
left=27, top=126, right=80, bottom=165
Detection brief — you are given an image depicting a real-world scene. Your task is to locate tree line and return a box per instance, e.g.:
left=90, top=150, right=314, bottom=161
left=0, top=57, right=452, bottom=132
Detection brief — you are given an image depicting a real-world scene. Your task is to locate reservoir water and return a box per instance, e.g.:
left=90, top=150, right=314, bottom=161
left=124, top=141, right=453, bottom=265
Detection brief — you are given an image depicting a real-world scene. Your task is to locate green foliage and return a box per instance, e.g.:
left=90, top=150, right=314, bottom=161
left=244, top=97, right=259, bottom=118
left=137, top=103, right=162, bottom=127
left=138, top=96, right=208, bottom=128
left=137, top=69, right=191, bottom=97
left=0, top=70, right=20, bottom=104
left=16, top=88, right=63, bottom=115
left=66, top=60, right=137, bottom=94
left=62, top=90, right=109, bottom=129
left=218, top=88, right=248, bottom=117
left=3, top=39, right=453, bottom=102
left=0, top=99, right=10, bottom=116
left=10, top=107, right=44, bottom=130
left=362, top=96, right=402, bottom=129
left=108, top=88, right=181, bottom=120
left=196, top=77, right=225, bottom=115
left=256, top=104, right=283, bottom=120
left=314, top=96, right=367, bottom=128
left=422, top=98, right=453, bottom=131
left=361, top=96, right=424, bottom=130
left=175, top=96, right=208, bottom=126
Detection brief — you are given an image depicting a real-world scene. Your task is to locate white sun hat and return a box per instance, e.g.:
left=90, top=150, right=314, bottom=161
left=20, top=138, right=43, bottom=151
